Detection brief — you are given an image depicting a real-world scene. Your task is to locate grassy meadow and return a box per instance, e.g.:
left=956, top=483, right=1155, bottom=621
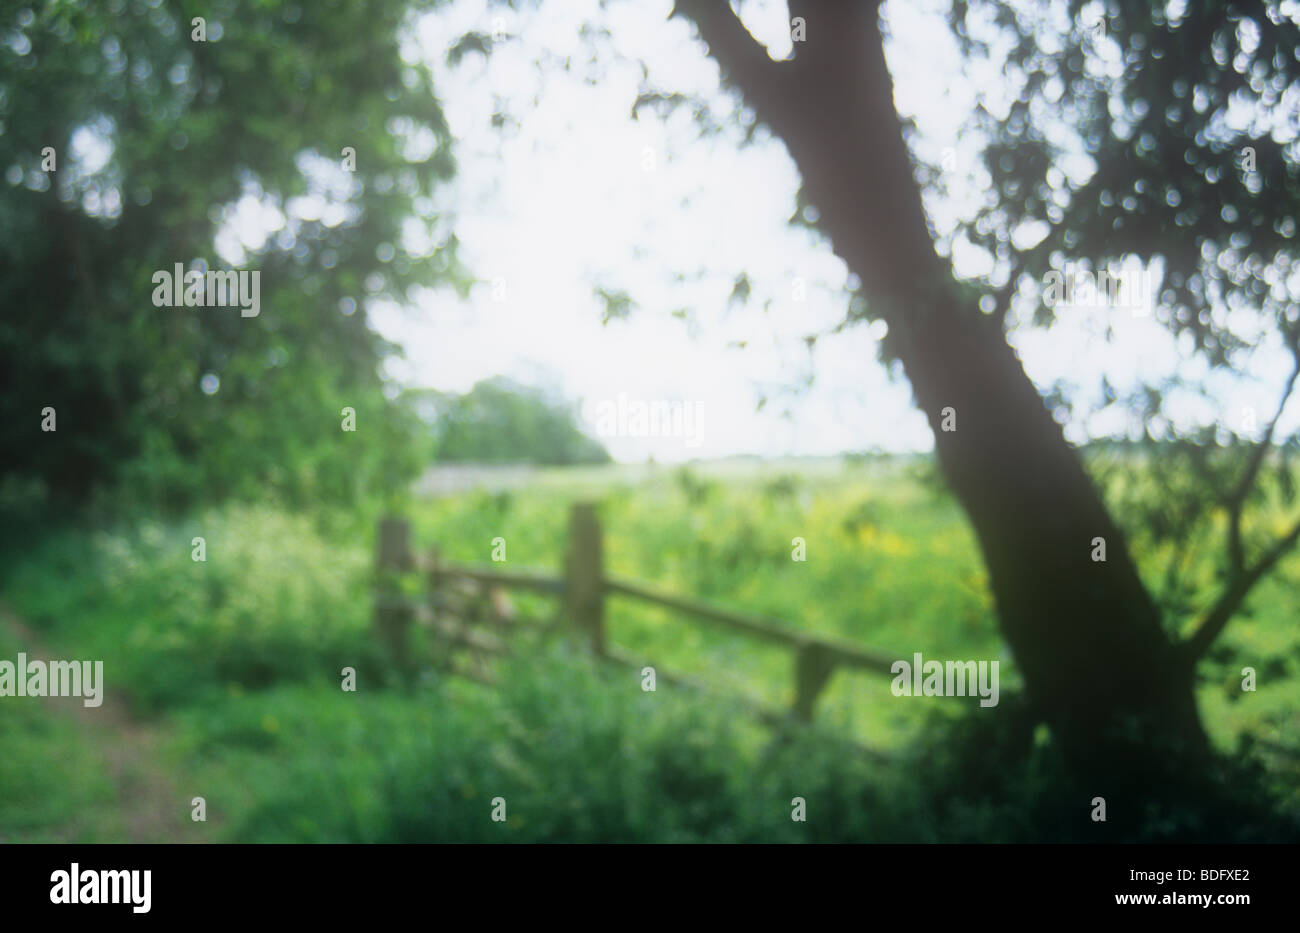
left=1, top=456, right=1296, bottom=842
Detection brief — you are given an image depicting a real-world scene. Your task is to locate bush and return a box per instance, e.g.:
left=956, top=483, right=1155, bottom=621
left=1, top=504, right=384, bottom=711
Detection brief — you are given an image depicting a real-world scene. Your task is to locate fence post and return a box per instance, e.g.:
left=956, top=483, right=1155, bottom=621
left=564, top=502, right=605, bottom=655
left=792, top=643, right=836, bottom=722
left=426, top=545, right=442, bottom=599
left=375, top=517, right=415, bottom=675
left=425, top=545, right=447, bottom=665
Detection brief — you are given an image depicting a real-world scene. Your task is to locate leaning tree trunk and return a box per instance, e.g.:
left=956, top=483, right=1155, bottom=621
left=675, top=0, right=1207, bottom=766
left=905, top=303, right=1207, bottom=766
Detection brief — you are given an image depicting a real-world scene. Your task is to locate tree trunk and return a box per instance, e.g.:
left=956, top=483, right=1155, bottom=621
left=903, top=306, right=1207, bottom=764
left=675, top=0, right=1207, bottom=766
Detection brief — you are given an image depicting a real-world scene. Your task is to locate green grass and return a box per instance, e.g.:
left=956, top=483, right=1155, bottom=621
left=2, top=505, right=385, bottom=712
left=0, top=626, right=121, bottom=842
left=406, top=459, right=1007, bottom=748
left=1, top=457, right=1296, bottom=842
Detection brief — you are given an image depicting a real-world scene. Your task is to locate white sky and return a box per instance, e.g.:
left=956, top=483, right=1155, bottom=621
left=352, top=0, right=1300, bottom=462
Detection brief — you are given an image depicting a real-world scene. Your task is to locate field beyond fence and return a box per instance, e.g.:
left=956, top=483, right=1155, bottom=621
left=374, top=502, right=906, bottom=725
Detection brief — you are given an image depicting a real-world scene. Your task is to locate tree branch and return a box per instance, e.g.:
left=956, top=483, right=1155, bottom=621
left=669, top=1, right=797, bottom=133
left=1225, top=343, right=1300, bottom=577
left=1184, top=512, right=1300, bottom=660
left=1183, top=337, right=1300, bottom=661
left=787, top=0, right=884, bottom=65
left=990, top=251, right=1032, bottom=328
left=676, top=0, right=948, bottom=325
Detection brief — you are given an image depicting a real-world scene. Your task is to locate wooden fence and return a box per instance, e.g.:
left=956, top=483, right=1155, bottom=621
left=374, top=502, right=899, bottom=724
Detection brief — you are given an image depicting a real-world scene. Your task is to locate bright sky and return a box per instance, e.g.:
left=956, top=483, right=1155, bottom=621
left=353, top=0, right=1300, bottom=462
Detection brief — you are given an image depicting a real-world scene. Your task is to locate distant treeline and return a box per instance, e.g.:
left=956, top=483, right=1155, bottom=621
left=410, top=377, right=610, bottom=467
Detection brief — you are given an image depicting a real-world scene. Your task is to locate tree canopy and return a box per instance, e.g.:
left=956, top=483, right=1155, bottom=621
left=415, top=376, right=611, bottom=465
left=0, top=0, right=465, bottom=514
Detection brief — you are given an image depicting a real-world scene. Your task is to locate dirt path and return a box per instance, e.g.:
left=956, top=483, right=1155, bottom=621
left=0, top=602, right=207, bottom=843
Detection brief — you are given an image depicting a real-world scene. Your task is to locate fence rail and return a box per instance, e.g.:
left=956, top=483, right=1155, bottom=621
left=373, top=502, right=900, bottom=723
